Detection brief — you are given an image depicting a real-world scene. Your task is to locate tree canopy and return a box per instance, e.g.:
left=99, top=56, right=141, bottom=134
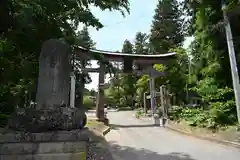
left=0, top=0, right=130, bottom=123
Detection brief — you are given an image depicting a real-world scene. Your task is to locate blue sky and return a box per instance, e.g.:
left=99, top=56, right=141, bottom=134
left=85, top=0, right=193, bottom=90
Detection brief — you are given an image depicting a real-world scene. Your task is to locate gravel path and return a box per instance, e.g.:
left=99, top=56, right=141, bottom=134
left=105, top=111, right=240, bottom=160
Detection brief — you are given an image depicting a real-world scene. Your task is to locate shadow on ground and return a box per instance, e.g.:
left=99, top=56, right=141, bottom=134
left=88, top=128, right=196, bottom=160
left=108, top=140, right=196, bottom=160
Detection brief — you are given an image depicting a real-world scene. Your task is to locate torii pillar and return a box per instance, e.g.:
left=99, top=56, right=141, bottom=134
left=96, top=63, right=105, bottom=121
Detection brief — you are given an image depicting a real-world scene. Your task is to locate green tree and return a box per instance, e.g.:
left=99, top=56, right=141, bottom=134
left=74, top=26, right=95, bottom=108
left=147, top=0, right=186, bottom=105
left=133, top=32, right=149, bottom=71
left=167, top=0, right=240, bottom=128
left=106, top=40, right=137, bottom=109
left=149, top=0, right=184, bottom=54
left=133, top=32, right=149, bottom=107
left=0, top=0, right=130, bottom=122
left=134, top=32, right=149, bottom=54
left=121, top=40, right=137, bottom=108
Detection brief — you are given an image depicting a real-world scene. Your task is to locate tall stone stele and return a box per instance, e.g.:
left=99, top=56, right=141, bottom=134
left=8, top=39, right=86, bottom=132
left=36, top=39, right=70, bottom=110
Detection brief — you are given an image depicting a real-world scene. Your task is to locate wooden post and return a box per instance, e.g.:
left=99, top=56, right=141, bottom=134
left=149, top=77, right=156, bottom=115
left=160, top=86, right=164, bottom=117
left=96, top=63, right=105, bottom=121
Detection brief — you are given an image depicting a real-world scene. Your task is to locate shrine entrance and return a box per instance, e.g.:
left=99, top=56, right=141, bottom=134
left=7, top=39, right=175, bottom=132
left=73, top=45, right=176, bottom=123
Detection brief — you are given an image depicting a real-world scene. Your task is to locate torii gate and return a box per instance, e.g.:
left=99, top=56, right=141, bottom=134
left=72, top=46, right=176, bottom=123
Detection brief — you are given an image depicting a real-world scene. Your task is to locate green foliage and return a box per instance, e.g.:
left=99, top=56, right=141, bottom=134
left=102, top=0, right=240, bottom=130
left=83, top=96, right=95, bottom=109
left=74, top=26, right=95, bottom=108
left=153, top=64, right=166, bottom=72
left=169, top=91, right=237, bottom=129
left=168, top=106, right=183, bottom=121
left=110, top=40, right=137, bottom=108
left=135, top=109, right=144, bottom=118
left=150, top=0, right=184, bottom=53
left=191, top=78, right=234, bottom=103
left=0, top=0, right=130, bottom=126
left=134, top=32, right=149, bottom=54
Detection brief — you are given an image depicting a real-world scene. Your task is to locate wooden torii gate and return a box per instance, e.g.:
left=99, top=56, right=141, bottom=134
left=73, top=46, right=176, bottom=123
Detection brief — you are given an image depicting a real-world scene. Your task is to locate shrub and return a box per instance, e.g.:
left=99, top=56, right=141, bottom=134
left=135, top=109, right=144, bottom=118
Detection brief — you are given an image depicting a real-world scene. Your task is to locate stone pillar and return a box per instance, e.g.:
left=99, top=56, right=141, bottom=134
left=36, top=39, right=70, bottom=109
left=160, top=85, right=168, bottom=126
left=149, top=76, right=159, bottom=125
left=70, top=72, right=76, bottom=108
left=149, top=77, right=156, bottom=115
left=96, top=63, right=105, bottom=121
left=143, top=92, right=147, bottom=114
left=160, top=86, right=165, bottom=117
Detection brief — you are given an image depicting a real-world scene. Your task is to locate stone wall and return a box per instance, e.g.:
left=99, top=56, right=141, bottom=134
left=0, top=129, right=89, bottom=160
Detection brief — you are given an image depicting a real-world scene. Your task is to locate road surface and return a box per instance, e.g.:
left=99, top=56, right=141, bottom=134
left=105, top=111, right=240, bottom=160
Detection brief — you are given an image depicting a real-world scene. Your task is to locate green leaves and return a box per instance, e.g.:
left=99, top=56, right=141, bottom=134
left=150, top=0, right=184, bottom=54
left=0, top=0, right=131, bottom=121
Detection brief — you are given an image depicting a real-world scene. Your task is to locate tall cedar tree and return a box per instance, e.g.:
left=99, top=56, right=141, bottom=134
left=121, top=40, right=137, bottom=108
left=74, top=26, right=95, bottom=108
left=149, top=0, right=184, bottom=54
left=133, top=32, right=149, bottom=71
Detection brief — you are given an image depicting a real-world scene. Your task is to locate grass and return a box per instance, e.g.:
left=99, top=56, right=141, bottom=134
left=85, top=118, right=113, bottom=159
left=86, top=119, right=108, bottom=134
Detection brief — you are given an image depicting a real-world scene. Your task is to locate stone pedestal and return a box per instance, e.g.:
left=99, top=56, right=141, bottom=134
left=0, top=129, right=90, bottom=160
left=160, top=118, right=168, bottom=127
left=153, top=114, right=160, bottom=126
left=8, top=107, right=87, bottom=132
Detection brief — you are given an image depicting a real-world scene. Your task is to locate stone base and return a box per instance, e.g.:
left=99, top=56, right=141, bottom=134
left=103, top=118, right=109, bottom=126
left=0, top=129, right=90, bottom=143
left=8, top=107, right=86, bottom=132
left=0, top=129, right=90, bottom=160
left=160, top=118, right=168, bottom=127
left=0, top=152, right=86, bottom=160
left=152, top=117, right=160, bottom=126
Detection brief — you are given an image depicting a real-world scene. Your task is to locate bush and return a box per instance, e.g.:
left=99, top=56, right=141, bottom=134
left=135, top=109, right=144, bottom=118
left=168, top=106, right=183, bottom=120
left=168, top=101, right=237, bottom=129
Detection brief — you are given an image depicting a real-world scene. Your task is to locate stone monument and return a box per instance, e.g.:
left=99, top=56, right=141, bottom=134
left=1, top=39, right=88, bottom=160
left=8, top=39, right=86, bottom=132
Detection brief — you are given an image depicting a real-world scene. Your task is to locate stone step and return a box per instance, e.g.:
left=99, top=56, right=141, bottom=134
left=0, top=152, right=86, bottom=160
left=0, top=141, right=87, bottom=155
